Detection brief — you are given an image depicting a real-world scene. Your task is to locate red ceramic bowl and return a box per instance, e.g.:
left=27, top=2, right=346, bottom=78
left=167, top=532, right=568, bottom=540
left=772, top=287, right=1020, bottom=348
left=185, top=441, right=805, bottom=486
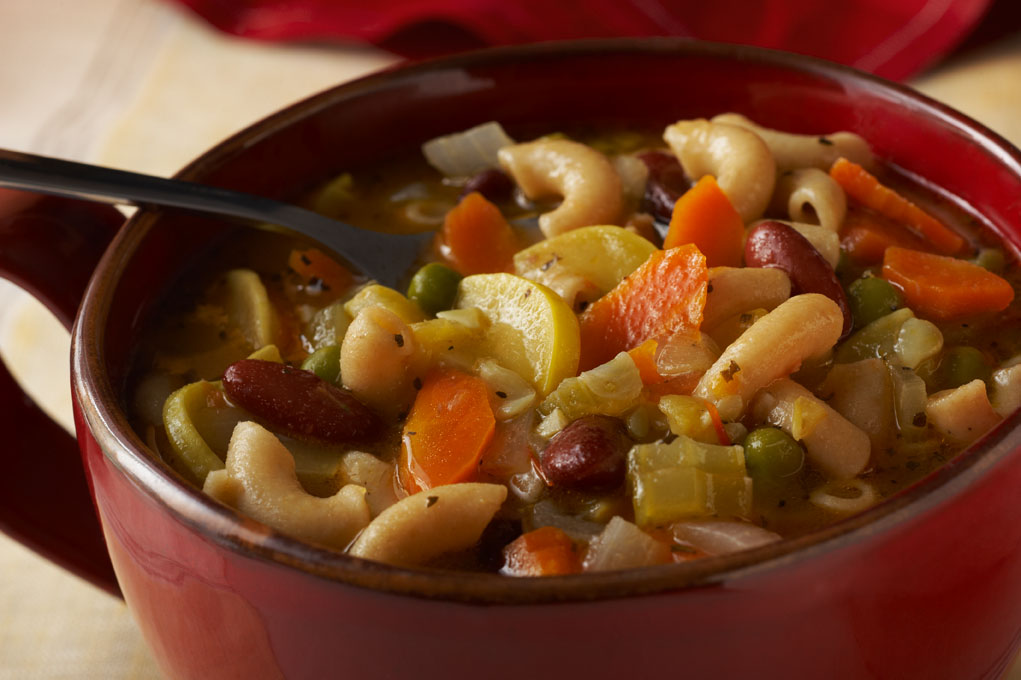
left=2, top=40, right=1020, bottom=680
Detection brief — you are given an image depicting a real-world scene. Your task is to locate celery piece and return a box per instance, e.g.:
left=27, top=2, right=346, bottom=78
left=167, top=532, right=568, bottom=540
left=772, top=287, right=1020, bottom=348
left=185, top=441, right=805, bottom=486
left=631, top=466, right=709, bottom=526
left=835, top=307, right=914, bottom=364
left=541, top=352, right=643, bottom=420
left=630, top=437, right=746, bottom=476
left=627, top=435, right=753, bottom=526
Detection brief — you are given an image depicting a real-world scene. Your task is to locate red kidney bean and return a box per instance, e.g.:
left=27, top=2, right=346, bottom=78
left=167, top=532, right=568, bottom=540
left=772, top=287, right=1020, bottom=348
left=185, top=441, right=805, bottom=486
left=461, top=168, right=514, bottom=203
left=637, top=150, right=692, bottom=222
left=223, top=359, right=382, bottom=444
left=540, top=415, right=631, bottom=491
left=745, top=221, right=853, bottom=338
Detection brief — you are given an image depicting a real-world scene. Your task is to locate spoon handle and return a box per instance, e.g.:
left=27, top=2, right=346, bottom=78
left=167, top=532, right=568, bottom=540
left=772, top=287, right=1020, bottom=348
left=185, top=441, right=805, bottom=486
left=0, top=148, right=434, bottom=288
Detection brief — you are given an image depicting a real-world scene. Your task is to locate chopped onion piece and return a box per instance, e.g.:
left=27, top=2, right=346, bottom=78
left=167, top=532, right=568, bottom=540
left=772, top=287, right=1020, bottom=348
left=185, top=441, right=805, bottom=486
left=583, top=516, right=671, bottom=572
left=422, top=121, right=516, bottom=177
left=894, top=317, right=943, bottom=369
left=889, top=363, right=929, bottom=437
left=476, top=359, right=536, bottom=420
left=535, top=408, right=570, bottom=439
left=656, top=331, right=719, bottom=377
left=669, top=520, right=781, bottom=556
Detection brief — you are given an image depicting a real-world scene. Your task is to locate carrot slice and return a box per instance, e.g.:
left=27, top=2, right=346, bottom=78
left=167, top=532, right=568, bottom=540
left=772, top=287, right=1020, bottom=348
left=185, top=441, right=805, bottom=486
left=839, top=207, right=932, bottom=264
left=501, top=526, right=581, bottom=576
left=579, top=245, right=707, bottom=371
left=398, top=367, right=496, bottom=494
left=628, top=338, right=664, bottom=385
left=288, top=247, right=354, bottom=295
left=881, top=246, right=1014, bottom=321
left=442, top=191, right=518, bottom=275
left=830, top=158, right=964, bottom=255
left=663, top=175, right=744, bottom=267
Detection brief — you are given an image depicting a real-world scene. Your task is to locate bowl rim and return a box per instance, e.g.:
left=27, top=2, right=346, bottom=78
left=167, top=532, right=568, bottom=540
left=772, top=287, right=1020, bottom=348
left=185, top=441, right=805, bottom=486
left=72, top=37, right=1021, bottom=604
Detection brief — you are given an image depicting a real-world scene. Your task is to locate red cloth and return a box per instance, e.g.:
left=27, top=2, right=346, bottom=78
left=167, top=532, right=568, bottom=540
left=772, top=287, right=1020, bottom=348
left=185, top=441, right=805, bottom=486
left=172, top=0, right=993, bottom=80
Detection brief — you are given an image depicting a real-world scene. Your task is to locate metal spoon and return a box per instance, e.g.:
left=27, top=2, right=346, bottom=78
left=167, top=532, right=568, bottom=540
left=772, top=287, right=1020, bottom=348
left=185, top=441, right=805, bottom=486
left=0, top=148, right=436, bottom=289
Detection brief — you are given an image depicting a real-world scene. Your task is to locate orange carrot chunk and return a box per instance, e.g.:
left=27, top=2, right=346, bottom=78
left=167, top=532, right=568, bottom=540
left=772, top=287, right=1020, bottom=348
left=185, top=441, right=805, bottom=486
left=442, top=191, right=519, bottom=275
left=663, top=175, right=745, bottom=267
left=288, top=247, right=354, bottom=295
left=579, top=245, right=707, bottom=371
left=398, top=367, right=496, bottom=494
left=839, top=207, right=932, bottom=264
left=830, top=158, right=964, bottom=255
left=881, top=246, right=1014, bottom=321
left=501, top=526, right=581, bottom=576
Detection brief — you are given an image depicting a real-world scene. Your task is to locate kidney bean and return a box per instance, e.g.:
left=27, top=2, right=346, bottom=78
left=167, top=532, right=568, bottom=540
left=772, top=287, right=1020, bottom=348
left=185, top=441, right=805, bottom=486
left=637, top=150, right=692, bottom=222
left=745, top=221, right=853, bottom=338
left=541, top=415, right=631, bottom=491
left=223, top=359, right=382, bottom=444
left=461, top=168, right=515, bottom=203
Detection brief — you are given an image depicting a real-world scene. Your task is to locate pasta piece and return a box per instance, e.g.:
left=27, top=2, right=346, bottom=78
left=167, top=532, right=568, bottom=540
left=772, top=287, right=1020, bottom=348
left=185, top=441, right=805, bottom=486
left=349, top=483, right=508, bottom=566
left=340, top=305, right=420, bottom=418
left=702, top=266, right=792, bottom=331
left=752, top=378, right=871, bottom=479
left=810, top=479, right=878, bottom=514
left=695, top=294, right=843, bottom=420
left=498, top=139, right=623, bottom=237
left=711, top=112, right=874, bottom=172
left=663, top=119, right=776, bottom=223
left=926, top=380, right=1002, bottom=446
left=204, top=421, right=371, bottom=550
left=771, top=168, right=847, bottom=232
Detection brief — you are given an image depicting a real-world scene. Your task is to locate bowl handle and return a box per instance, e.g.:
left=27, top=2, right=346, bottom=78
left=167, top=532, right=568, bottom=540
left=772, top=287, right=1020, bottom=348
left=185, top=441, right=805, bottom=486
left=0, top=189, right=122, bottom=595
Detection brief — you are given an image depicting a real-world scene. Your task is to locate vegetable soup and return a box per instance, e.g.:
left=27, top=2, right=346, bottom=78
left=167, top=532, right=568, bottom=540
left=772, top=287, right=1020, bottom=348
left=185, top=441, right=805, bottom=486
left=129, top=115, right=1021, bottom=575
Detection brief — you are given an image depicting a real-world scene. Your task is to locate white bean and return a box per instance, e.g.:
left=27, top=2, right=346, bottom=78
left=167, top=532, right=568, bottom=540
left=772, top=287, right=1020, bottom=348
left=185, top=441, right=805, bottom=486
left=498, top=139, right=623, bottom=237
left=663, top=119, right=776, bottom=222
left=695, top=294, right=843, bottom=420
left=349, top=483, right=507, bottom=566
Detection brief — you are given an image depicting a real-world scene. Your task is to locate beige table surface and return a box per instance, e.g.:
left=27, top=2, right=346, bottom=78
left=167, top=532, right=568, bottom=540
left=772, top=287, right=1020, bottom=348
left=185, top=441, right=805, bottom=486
left=0, top=1, right=1018, bottom=677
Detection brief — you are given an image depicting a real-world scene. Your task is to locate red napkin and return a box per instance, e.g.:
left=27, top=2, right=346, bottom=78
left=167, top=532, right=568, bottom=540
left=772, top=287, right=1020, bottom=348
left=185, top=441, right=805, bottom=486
left=173, top=0, right=993, bottom=80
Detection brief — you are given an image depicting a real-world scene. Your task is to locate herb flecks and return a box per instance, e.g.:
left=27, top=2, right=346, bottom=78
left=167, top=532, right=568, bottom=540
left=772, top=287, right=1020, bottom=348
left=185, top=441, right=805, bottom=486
left=721, top=360, right=741, bottom=382
left=394, top=333, right=405, bottom=348
left=818, top=137, right=834, bottom=146
left=426, top=496, right=439, bottom=507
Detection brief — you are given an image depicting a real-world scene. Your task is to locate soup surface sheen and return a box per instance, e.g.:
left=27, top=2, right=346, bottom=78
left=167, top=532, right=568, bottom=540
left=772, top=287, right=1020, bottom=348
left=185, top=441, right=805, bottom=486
left=130, top=117, right=1021, bottom=575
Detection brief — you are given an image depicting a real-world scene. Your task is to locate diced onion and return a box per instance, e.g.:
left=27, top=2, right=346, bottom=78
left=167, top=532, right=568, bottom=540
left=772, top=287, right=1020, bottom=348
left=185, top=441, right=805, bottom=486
left=894, top=317, right=943, bottom=369
left=656, top=331, right=720, bottom=377
left=669, top=520, right=781, bottom=556
left=535, top=408, right=570, bottom=439
left=889, top=363, right=929, bottom=437
left=582, top=516, right=671, bottom=572
left=476, top=359, right=536, bottom=420
left=421, top=121, right=516, bottom=177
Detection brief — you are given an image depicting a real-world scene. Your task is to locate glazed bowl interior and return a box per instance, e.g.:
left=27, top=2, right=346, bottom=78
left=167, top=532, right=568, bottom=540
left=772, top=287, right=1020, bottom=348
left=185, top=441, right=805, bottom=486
left=77, top=39, right=1021, bottom=603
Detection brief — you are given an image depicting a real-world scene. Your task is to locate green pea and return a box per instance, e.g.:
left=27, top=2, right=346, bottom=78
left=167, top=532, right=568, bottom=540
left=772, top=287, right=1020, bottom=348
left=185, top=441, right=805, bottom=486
left=301, top=345, right=341, bottom=385
left=938, top=346, right=991, bottom=390
left=743, top=427, right=805, bottom=482
left=407, top=262, right=462, bottom=316
left=848, top=276, right=903, bottom=329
